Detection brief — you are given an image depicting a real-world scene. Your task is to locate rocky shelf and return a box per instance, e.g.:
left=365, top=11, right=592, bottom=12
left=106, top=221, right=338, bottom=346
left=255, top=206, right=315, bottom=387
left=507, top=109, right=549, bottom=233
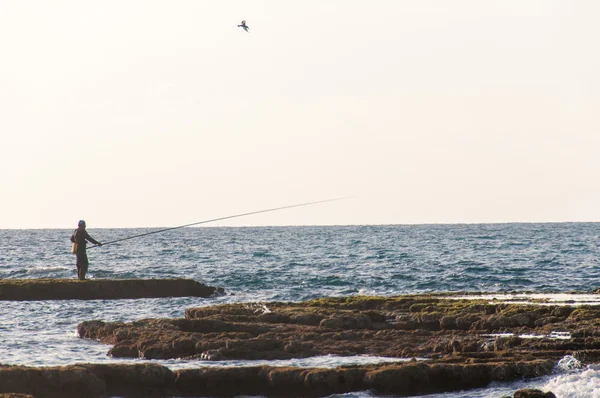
left=0, top=362, right=558, bottom=398
left=71, top=293, right=600, bottom=396
left=0, top=279, right=223, bottom=300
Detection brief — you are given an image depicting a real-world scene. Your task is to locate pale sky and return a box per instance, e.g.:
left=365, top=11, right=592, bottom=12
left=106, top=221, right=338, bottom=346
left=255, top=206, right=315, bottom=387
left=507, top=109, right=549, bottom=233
left=1, top=1, right=598, bottom=229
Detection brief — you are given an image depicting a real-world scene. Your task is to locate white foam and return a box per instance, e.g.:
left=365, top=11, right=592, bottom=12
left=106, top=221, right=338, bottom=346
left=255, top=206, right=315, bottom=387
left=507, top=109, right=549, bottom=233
left=483, top=331, right=572, bottom=340
left=27, top=266, right=70, bottom=272
left=446, top=293, right=600, bottom=306
left=158, top=354, right=416, bottom=370
left=551, top=331, right=572, bottom=340
left=556, top=355, right=582, bottom=371
left=542, top=366, right=600, bottom=397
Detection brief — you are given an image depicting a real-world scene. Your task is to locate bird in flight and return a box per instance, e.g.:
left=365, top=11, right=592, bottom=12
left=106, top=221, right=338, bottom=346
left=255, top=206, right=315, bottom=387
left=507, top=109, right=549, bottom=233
left=238, top=20, right=249, bottom=32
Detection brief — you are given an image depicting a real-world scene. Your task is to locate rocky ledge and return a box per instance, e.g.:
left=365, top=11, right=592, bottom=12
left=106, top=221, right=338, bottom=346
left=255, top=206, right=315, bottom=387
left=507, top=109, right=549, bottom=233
left=0, top=279, right=223, bottom=300
left=74, top=293, right=600, bottom=396
left=0, top=361, right=557, bottom=398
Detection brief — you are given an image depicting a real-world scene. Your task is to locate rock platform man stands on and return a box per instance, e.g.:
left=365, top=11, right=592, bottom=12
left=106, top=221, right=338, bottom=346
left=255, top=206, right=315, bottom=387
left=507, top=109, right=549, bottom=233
left=70, top=220, right=102, bottom=280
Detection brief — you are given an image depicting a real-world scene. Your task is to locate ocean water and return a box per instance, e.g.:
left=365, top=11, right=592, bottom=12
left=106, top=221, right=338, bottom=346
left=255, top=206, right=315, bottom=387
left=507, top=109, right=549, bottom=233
left=0, top=223, right=599, bottom=397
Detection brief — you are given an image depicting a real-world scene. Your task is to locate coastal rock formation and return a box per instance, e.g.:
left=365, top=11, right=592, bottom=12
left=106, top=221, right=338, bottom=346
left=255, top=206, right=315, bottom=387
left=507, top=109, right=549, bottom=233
left=0, top=363, right=175, bottom=398
left=0, top=279, right=223, bottom=300
left=175, top=360, right=556, bottom=397
left=0, top=361, right=556, bottom=398
left=74, top=293, right=600, bottom=395
left=78, top=295, right=600, bottom=363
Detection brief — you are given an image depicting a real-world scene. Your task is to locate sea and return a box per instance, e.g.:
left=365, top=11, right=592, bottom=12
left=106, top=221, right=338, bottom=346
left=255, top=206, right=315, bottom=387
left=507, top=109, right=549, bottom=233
left=1, top=223, right=600, bottom=397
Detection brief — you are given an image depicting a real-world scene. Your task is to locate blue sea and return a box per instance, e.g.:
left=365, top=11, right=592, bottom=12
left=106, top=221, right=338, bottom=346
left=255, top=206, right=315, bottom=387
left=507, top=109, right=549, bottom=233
left=1, top=223, right=599, bottom=397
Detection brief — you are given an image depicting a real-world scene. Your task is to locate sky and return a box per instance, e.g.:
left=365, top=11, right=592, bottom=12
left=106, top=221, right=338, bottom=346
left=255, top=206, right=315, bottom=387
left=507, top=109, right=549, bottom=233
left=0, top=1, right=599, bottom=229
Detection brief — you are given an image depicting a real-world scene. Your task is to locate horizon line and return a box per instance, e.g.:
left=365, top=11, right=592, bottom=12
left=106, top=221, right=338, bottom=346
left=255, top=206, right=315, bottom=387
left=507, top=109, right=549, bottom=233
left=2, top=220, right=599, bottom=231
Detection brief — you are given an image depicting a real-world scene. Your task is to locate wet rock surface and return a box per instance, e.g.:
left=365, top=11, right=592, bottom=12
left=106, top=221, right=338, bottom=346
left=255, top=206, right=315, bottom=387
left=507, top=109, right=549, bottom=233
left=0, top=363, right=175, bottom=398
left=78, top=295, right=600, bottom=362
left=513, top=388, right=557, bottom=398
left=0, top=278, right=223, bottom=300
left=0, top=394, right=36, bottom=398
left=0, top=361, right=556, bottom=398
left=72, top=294, right=600, bottom=396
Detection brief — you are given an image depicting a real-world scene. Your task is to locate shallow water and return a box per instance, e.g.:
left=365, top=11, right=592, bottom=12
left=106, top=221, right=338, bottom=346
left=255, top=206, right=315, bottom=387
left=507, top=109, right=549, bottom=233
left=0, top=223, right=599, bottom=397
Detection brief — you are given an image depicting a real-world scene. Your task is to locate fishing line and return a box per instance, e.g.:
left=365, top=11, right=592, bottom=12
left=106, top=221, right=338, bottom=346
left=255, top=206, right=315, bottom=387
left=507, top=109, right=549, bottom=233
left=88, top=197, right=350, bottom=249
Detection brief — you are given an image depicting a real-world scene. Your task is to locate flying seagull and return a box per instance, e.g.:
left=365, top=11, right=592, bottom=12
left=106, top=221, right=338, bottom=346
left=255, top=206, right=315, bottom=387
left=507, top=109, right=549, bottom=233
left=238, top=20, right=249, bottom=32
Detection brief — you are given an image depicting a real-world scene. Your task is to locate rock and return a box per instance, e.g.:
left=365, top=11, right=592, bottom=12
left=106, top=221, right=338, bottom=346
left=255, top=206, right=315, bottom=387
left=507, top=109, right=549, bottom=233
left=108, top=343, right=138, bottom=358
left=459, top=338, right=483, bottom=353
left=534, top=316, right=561, bottom=327
left=490, top=315, right=513, bottom=330
left=290, top=313, right=324, bottom=326
left=420, top=313, right=442, bottom=331
left=484, top=304, right=498, bottom=314
left=0, top=361, right=559, bottom=398
left=0, top=279, right=223, bottom=300
left=551, top=306, right=573, bottom=317
left=0, top=364, right=106, bottom=398
left=319, top=317, right=343, bottom=329
left=363, top=361, right=549, bottom=396
left=573, top=349, right=600, bottom=365
left=409, top=303, right=426, bottom=312
left=440, top=315, right=457, bottom=330
left=73, top=294, right=599, bottom=396
left=84, top=363, right=176, bottom=398
left=494, top=336, right=523, bottom=351
left=265, top=367, right=309, bottom=393
left=510, top=314, right=535, bottom=327
left=319, top=314, right=372, bottom=330
left=304, top=368, right=365, bottom=395
left=78, top=295, right=586, bottom=364
left=513, top=388, right=556, bottom=398
left=456, top=315, right=478, bottom=330
left=364, top=310, right=387, bottom=323
left=257, top=313, right=290, bottom=323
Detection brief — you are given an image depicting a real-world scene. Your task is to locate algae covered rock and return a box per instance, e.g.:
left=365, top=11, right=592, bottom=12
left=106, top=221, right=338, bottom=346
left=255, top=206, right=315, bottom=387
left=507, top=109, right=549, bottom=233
left=73, top=293, right=600, bottom=396
left=513, top=388, right=556, bottom=398
left=0, top=278, right=223, bottom=301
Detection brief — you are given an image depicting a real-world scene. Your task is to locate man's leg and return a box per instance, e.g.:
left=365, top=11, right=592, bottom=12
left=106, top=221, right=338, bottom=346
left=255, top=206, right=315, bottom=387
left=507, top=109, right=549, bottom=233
left=77, top=252, right=89, bottom=280
left=81, top=262, right=88, bottom=280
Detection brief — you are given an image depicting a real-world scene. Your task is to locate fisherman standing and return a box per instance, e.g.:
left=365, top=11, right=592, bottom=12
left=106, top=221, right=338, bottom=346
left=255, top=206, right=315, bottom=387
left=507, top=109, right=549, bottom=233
left=70, top=220, right=102, bottom=280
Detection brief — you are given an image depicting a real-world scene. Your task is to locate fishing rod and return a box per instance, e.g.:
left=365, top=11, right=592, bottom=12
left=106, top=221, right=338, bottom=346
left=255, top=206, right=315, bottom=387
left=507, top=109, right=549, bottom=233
left=89, top=197, right=349, bottom=248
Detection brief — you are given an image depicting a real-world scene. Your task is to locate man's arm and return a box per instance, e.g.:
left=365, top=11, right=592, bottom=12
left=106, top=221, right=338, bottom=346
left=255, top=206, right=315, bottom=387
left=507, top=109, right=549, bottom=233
left=84, top=231, right=102, bottom=246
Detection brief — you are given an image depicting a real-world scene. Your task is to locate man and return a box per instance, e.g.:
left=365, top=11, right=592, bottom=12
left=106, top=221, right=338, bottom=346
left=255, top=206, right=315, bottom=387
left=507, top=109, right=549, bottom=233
left=70, top=220, right=102, bottom=280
